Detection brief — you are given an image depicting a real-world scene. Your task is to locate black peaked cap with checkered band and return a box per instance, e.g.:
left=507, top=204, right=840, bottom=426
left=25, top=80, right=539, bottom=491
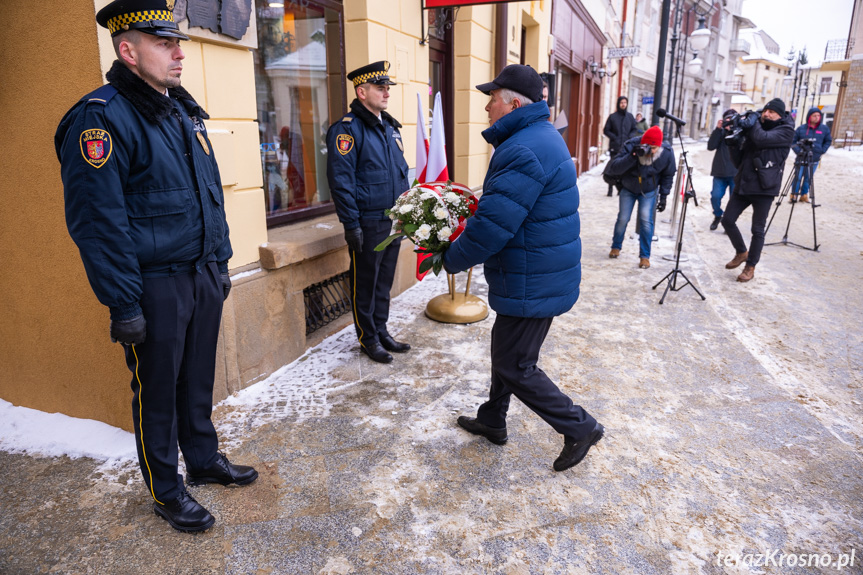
left=97, top=0, right=189, bottom=40
left=347, top=61, right=396, bottom=88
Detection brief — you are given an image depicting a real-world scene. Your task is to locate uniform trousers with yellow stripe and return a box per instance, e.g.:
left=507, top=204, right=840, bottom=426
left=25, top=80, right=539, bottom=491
left=123, top=261, right=223, bottom=503
left=349, top=219, right=403, bottom=348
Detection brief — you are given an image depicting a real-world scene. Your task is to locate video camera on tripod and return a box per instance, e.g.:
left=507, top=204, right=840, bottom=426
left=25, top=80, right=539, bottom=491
left=722, top=110, right=760, bottom=145
left=797, top=137, right=817, bottom=151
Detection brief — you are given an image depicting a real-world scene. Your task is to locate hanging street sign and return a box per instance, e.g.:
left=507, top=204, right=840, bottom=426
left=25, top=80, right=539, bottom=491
left=607, top=46, right=640, bottom=59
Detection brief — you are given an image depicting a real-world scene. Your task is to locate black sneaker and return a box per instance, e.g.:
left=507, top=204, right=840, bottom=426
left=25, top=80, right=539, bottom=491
left=153, top=489, right=215, bottom=533
left=456, top=416, right=508, bottom=445
left=553, top=423, right=604, bottom=472
left=710, top=216, right=721, bottom=231
left=186, top=453, right=258, bottom=487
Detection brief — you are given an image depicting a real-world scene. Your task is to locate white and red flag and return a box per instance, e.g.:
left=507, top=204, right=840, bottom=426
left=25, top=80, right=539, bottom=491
left=415, top=91, right=450, bottom=279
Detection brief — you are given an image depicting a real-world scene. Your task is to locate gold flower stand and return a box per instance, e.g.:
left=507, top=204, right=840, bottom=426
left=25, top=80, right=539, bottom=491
left=425, top=268, right=489, bottom=324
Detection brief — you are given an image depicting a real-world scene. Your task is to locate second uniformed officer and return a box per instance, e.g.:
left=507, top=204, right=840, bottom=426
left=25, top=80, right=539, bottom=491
left=327, top=61, right=411, bottom=364
left=55, top=0, right=257, bottom=533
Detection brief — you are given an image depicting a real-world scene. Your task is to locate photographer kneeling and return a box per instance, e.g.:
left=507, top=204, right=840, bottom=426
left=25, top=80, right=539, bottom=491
left=721, top=98, right=794, bottom=282
left=604, top=126, right=676, bottom=269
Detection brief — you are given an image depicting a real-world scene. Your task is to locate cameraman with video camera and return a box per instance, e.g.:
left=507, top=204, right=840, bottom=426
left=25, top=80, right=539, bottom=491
left=790, top=107, right=832, bottom=203
left=707, top=108, right=739, bottom=230
left=604, top=126, right=676, bottom=269
left=721, top=98, right=795, bottom=282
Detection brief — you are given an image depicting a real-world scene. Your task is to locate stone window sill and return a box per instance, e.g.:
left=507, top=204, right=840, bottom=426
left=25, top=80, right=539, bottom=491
left=259, top=214, right=346, bottom=270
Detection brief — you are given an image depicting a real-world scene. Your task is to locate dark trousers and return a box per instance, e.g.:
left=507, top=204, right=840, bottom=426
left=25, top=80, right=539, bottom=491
left=123, top=261, right=222, bottom=503
left=477, top=315, right=597, bottom=441
left=720, top=193, right=774, bottom=267
left=349, top=219, right=401, bottom=348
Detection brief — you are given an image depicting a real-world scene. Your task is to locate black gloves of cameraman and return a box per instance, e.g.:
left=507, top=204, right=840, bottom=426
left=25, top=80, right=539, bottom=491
left=740, top=111, right=759, bottom=131
left=110, top=314, right=146, bottom=345
left=344, top=227, right=363, bottom=253
left=656, top=196, right=667, bottom=213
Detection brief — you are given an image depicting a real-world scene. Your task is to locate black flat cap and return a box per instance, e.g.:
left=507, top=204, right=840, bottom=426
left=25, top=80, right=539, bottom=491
left=476, top=64, right=544, bottom=103
left=97, top=0, right=189, bottom=40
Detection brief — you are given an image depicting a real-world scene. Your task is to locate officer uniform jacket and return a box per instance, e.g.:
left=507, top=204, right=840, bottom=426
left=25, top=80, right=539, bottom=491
left=732, top=112, right=795, bottom=196
left=55, top=61, right=231, bottom=321
left=604, top=137, right=677, bottom=198
left=443, top=101, right=581, bottom=319
left=326, top=99, right=410, bottom=230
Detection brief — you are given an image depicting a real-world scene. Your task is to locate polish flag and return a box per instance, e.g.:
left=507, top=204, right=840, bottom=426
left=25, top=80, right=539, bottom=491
left=427, top=91, right=449, bottom=182
left=415, top=93, right=429, bottom=184
left=415, top=92, right=449, bottom=280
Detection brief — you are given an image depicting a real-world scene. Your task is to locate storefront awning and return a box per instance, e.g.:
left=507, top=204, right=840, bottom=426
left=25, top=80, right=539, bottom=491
left=731, top=94, right=754, bottom=105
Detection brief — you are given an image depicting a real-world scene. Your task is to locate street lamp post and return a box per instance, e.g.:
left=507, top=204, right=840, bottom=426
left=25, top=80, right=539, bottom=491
left=664, top=0, right=714, bottom=138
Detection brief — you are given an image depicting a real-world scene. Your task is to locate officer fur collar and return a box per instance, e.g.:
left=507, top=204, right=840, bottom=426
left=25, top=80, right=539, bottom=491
left=106, top=60, right=209, bottom=124
left=350, top=98, right=402, bottom=129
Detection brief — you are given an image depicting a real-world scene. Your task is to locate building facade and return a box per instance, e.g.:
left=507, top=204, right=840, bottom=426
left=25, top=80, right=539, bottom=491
left=0, top=0, right=553, bottom=429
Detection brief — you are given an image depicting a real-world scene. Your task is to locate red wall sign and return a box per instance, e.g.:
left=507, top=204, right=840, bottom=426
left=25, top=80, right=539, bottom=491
left=424, top=0, right=512, bottom=8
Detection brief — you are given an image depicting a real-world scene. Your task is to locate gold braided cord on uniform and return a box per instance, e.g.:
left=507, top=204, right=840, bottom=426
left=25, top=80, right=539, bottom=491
left=107, top=10, right=174, bottom=34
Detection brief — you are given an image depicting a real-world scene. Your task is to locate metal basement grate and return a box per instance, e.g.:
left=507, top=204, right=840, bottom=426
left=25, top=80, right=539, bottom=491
left=304, top=271, right=352, bottom=335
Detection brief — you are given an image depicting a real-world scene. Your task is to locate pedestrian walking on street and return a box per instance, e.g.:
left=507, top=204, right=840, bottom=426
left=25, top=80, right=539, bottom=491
left=790, top=107, right=832, bottom=203
left=635, top=112, right=649, bottom=134
left=707, top=108, right=739, bottom=230
left=55, top=0, right=258, bottom=533
left=444, top=64, right=603, bottom=472
left=603, top=96, right=639, bottom=196
left=603, top=126, right=676, bottom=269
left=326, top=61, right=412, bottom=364
left=721, top=98, right=795, bottom=282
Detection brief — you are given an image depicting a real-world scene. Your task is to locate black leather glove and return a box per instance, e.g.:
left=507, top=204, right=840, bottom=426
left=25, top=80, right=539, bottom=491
left=110, top=314, right=146, bottom=345
left=220, top=272, right=232, bottom=301
left=344, top=227, right=363, bottom=253
left=740, top=111, right=759, bottom=130
left=656, top=196, right=667, bottom=212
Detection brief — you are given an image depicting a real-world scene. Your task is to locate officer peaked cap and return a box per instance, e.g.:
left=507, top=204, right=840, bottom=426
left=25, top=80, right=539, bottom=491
left=97, top=0, right=189, bottom=40
left=347, top=61, right=396, bottom=87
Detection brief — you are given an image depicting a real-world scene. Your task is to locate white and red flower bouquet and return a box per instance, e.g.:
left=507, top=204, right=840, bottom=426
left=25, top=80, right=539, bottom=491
left=375, top=181, right=478, bottom=276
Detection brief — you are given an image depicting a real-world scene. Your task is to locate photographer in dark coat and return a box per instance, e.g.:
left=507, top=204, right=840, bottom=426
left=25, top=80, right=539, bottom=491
left=603, top=96, right=639, bottom=196
left=721, top=98, right=795, bottom=282
left=707, top=108, right=738, bottom=230
left=790, top=107, right=832, bottom=203
left=604, top=126, right=676, bottom=269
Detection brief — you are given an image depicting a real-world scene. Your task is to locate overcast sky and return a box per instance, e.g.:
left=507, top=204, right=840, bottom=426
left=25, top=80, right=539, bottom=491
left=741, top=0, right=855, bottom=63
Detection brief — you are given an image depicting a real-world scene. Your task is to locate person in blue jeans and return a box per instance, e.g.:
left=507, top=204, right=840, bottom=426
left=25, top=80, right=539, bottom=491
left=790, top=107, right=832, bottom=203
left=707, top=109, right=738, bottom=230
left=604, top=126, right=676, bottom=269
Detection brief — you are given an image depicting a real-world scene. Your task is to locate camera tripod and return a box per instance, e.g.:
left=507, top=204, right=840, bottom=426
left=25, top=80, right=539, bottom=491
left=652, top=124, right=706, bottom=304
left=764, top=147, right=820, bottom=251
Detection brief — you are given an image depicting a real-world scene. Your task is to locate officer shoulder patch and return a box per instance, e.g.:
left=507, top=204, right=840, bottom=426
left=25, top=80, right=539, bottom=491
left=341, top=116, right=353, bottom=123
left=79, top=128, right=113, bottom=168
left=336, top=134, right=354, bottom=155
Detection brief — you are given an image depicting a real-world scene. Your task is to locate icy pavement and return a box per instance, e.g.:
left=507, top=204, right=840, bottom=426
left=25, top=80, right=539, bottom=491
left=1, top=143, right=861, bottom=574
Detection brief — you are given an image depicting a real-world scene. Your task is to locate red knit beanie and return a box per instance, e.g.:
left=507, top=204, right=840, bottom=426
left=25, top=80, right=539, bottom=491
left=641, top=126, right=663, bottom=147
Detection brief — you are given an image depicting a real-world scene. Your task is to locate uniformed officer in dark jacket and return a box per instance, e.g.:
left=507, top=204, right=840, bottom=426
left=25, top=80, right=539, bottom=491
left=326, top=61, right=411, bottom=364
left=55, top=0, right=257, bottom=533
left=721, top=98, right=795, bottom=282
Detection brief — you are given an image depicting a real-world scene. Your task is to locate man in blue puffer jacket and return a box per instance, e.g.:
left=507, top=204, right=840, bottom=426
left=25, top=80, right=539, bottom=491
left=790, top=107, right=831, bottom=203
left=444, top=65, right=603, bottom=472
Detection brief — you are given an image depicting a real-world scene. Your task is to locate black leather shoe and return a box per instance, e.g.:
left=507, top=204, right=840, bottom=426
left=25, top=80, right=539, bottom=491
left=456, top=416, right=507, bottom=445
left=361, top=342, right=393, bottom=364
left=710, top=216, right=721, bottom=231
left=153, top=489, right=215, bottom=533
left=553, top=423, right=604, bottom=472
left=186, top=452, right=258, bottom=486
left=380, top=334, right=411, bottom=353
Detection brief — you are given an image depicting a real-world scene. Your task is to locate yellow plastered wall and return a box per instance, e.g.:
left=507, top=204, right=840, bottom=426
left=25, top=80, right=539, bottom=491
left=94, top=7, right=267, bottom=270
